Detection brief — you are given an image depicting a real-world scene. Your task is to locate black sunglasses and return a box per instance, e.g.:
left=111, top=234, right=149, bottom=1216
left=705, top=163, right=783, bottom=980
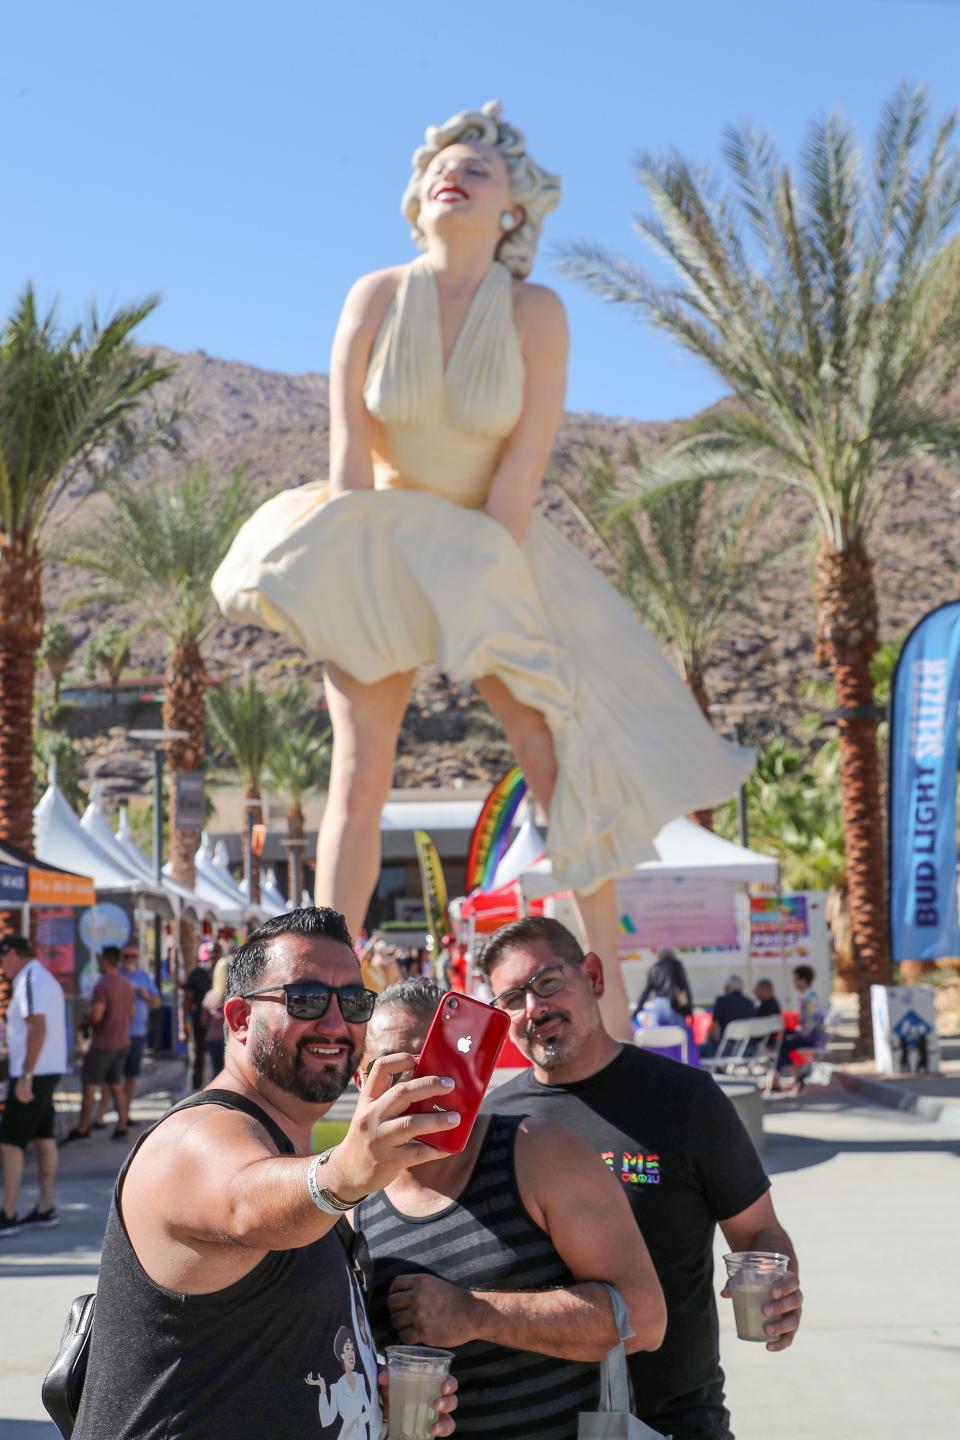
left=240, top=980, right=377, bottom=1024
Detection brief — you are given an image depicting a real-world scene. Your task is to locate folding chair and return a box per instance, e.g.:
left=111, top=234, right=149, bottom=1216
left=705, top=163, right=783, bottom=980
left=701, top=1015, right=785, bottom=1094
left=633, top=1024, right=691, bottom=1066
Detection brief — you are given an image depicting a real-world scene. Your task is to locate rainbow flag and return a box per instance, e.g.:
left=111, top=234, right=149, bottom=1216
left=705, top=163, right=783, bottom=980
left=465, top=767, right=528, bottom=894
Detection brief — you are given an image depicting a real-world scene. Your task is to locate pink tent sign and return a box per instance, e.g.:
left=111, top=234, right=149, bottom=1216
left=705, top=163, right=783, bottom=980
left=616, top=875, right=739, bottom=953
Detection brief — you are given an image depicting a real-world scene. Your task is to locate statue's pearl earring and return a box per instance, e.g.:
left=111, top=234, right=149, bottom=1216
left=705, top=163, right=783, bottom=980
left=500, top=211, right=518, bottom=232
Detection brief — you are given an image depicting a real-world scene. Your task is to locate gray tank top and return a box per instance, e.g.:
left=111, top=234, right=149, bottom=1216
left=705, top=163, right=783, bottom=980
left=72, top=1089, right=383, bottom=1440
left=355, top=1113, right=600, bottom=1438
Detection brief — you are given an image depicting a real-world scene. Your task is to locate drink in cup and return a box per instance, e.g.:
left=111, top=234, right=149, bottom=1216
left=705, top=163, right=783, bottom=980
left=386, top=1345, right=454, bottom=1440
left=722, top=1251, right=790, bottom=1342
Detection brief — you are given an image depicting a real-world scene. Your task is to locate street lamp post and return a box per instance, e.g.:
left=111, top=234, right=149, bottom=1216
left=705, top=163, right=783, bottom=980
left=129, top=729, right=189, bottom=988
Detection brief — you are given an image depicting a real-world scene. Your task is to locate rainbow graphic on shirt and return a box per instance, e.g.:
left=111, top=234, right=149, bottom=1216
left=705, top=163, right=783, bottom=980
left=465, top=766, right=528, bottom=893
left=602, top=1149, right=662, bottom=1185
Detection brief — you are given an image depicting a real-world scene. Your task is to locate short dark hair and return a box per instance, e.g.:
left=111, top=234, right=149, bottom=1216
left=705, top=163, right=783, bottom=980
left=375, top=975, right=444, bottom=1020
left=227, top=907, right=355, bottom=999
left=100, top=945, right=121, bottom=966
left=332, top=1326, right=355, bottom=1363
left=792, top=964, right=815, bottom=985
left=0, top=935, right=33, bottom=958
left=478, top=916, right=585, bottom=981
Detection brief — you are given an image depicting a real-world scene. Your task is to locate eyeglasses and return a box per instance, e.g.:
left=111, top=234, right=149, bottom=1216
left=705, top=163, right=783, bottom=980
left=240, top=981, right=378, bottom=1024
left=491, top=963, right=568, bottom=1015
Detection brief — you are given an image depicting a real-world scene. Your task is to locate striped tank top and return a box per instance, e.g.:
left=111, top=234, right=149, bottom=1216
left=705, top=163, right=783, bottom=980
left=354, top=1113, right=600, bottom=1439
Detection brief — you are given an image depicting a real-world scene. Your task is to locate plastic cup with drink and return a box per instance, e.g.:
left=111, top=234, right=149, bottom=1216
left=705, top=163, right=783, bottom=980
left=385, top=1345, right=454, bottom=1440
left=722, top=1251, right=790, bottom=1342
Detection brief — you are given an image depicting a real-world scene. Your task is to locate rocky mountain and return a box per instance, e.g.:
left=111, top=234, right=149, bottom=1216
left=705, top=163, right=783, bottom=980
left=41, top=346, right=960, bottom=803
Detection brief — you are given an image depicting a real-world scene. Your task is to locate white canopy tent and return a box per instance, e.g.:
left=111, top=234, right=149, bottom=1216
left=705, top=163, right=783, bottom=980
left=516, top=816, right=778, bottom=899
left=212, top=838, right=287, bottom=917
left=509, top=817, right=780, bottom=1007
left=179, top=833, right=267, bottom=926
left=260, top=867, right=290, bottom=914
left=35, top=776, right=166, bottom=902
left=112, top=804, right=221, bottom=924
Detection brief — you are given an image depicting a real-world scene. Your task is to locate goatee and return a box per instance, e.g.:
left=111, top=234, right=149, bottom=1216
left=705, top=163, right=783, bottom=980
left=251, top=1030, right=360, bottom=1103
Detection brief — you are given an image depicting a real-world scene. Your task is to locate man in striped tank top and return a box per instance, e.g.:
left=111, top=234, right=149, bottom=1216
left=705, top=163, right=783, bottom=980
left=353, top=977, right=666, bottom=1439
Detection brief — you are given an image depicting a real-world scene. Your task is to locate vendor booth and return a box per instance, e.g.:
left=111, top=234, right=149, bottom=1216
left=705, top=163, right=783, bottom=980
left=456, top=816, right=783, bottom=1008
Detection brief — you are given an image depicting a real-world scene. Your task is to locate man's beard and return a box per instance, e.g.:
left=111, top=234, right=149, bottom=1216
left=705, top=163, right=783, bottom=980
left=521, top=1008, right=595, bottom=1077
left=524, top=1008, right=580, bottom=1070
left=251, top=1029, right=360, bottom=1103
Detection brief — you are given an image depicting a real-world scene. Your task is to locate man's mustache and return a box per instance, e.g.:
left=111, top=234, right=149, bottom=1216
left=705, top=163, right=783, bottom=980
left=524, top=1010, right=568, bottom=1041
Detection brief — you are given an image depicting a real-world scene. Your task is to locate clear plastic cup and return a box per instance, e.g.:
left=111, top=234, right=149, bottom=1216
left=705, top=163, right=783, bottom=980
left=386, top=1345, right=454, bottom=1440
left=722, top=1251, right=790, bottom=1342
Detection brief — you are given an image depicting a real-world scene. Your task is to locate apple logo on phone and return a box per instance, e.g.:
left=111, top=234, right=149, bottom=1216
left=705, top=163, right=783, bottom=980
left=457, top=1035, right=473, bottom=1054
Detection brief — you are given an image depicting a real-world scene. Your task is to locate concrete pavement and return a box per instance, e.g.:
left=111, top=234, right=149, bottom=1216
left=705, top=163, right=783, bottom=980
left=1, top=1076, right=957, bottom=1438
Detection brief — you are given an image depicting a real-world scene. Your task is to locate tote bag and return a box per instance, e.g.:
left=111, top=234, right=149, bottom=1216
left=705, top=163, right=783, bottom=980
left=577, top=1286, right=669, bottom=1440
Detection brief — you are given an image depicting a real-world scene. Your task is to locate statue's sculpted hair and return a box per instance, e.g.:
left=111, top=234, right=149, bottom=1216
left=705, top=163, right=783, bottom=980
left=402, top=100, right=561, bottom=280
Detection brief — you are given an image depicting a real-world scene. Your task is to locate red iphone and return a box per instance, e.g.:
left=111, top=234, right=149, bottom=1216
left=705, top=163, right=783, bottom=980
left=406, top=992, right=511, bottom=1154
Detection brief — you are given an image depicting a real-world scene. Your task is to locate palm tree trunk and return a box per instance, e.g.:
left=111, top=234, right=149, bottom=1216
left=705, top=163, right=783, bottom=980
left=815, top=537, right=891, bottom=1052
left=164, top=638, right=206, bottom=967
left=826, top=881, right=858, bottom=994
left=0, top=536, right=44, bottom=851
left=286, top=801, right=305, bottom=906
left=686, top=665, right=715, bottom=831
left=244, top=782, right=262, bottom=906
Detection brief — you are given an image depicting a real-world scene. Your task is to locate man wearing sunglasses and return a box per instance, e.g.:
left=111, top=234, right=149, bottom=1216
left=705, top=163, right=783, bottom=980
left=479, top=917, right=802, bottom=1440
left=72, top=907, right=458, bottom=1440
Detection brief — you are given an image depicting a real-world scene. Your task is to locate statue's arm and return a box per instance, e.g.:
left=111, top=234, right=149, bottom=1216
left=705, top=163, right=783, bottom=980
left=484, top=284, right=569, bottom=543
left=329, top=270, right=398, bottom=496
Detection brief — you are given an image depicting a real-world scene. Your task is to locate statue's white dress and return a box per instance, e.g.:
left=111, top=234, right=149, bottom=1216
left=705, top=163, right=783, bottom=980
left=213, top=259, right=753, bottom=893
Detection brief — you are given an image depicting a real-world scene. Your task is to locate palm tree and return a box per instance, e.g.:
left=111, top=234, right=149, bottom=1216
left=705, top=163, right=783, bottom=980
left=85, top=622, right=133, bottom=706
left=0, top=287, right=175, bottom=850
left=206, top=673, right=280, bottom=905
left=39, top=620, right=76, bottom=706
left=33, top=730, right=87, bottom=813
left=266, top=725, right=332, bottom=903
left=560, top=86, right=960, bottom=1049
left=65, top=463, right=255, bottom=944
left=567, top=444, right=788, bottom=824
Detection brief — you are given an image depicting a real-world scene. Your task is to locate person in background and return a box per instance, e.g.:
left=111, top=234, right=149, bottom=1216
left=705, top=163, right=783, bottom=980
left=634, top=949, right=693, bottom=1027
left=700, top=975, right=755, bottom=1058
left=479, top=917, right=802, bottom=1440
left=203, top=942, right=230, bottom=1076
left=95, top=944, right=161, bottom=1129
left=182, top=946, right=213, bottom=1090
left=0, top=937, right=68, bottom=1235
left=753, top=978, right=781, bottom=1018
left=777, top=965, right=826, bottom=1076
left=355, top=977, right=665, bottom=1438
left=65, top=945, right=136, bottom=1143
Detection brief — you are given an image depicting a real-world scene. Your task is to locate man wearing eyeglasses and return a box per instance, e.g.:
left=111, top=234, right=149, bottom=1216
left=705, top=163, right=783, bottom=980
left=479, top=917, right=802, bottom=1440
left=72, top=906, right=458, bottom=1440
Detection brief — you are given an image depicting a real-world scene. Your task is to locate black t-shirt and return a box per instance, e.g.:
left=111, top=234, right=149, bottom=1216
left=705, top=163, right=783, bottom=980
left=484, top=1046, right=770, bottom=1422
left=711, top=991, right=755, bottom=1034
left=754, top=996, right=781, bottom=1018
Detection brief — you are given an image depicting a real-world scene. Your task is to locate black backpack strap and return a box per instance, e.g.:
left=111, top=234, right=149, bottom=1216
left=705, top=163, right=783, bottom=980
left=166, top=1088, right=297, bottom=1157
left=114, top=1087, right=297, bottom=1198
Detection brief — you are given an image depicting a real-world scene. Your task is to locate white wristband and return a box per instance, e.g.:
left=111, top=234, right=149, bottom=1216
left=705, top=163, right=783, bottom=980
left=307, top=1150, right=359, bottom=1215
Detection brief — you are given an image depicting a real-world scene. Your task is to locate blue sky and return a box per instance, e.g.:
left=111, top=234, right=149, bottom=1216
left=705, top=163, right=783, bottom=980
left=2, top=0, right=959, bottom=420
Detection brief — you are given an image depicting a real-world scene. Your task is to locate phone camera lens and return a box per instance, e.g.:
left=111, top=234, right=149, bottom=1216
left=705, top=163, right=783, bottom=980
left=447, top=996, right=459, bottom=1010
